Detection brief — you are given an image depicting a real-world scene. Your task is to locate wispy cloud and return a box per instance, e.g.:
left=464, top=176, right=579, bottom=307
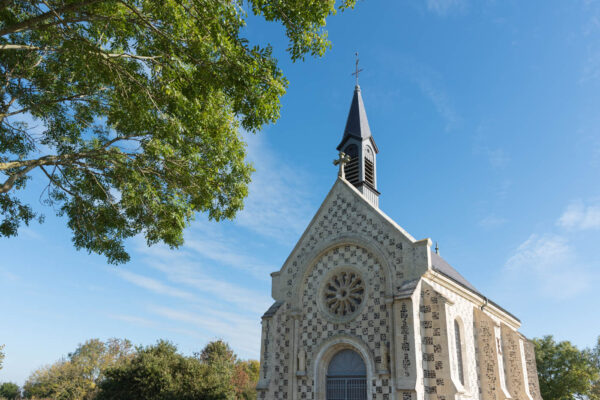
left=473, top=140, right=510, bottom=169
left=426, top=0, right=467, bottom=16
left=412, top=73, right=460, bottom=131
left=486, top=148, right=510, bottom=169
left=109, top=314, right=157, bottom=328
left=234, top=133, right=315, bottom=241
left=147, top=258, right=271, bottom=314
left=479, top=215, right=507, bottom=228
left=184, top=237, right=273, bottom=279
left=115, top=269, right=197, bottom=301
left=580, top=0, right=600, bottom=82
left=557, top=200, right=600, bottom=230
left=150, top=306, right=261, bottom=355
left=504, top=234, right=591, bottom=298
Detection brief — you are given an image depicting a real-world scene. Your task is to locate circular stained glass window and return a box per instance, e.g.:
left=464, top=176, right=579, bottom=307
left=323, top=269, right=365, bottom=318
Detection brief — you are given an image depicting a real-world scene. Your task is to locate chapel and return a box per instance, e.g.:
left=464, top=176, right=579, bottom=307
left=256, top=84, right=543, bottom=400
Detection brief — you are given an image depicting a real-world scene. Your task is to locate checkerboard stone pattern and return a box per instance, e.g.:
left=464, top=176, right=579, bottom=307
left=278, top=187, right=424, bottom=304
left=298, top=244, right=393, bottom=400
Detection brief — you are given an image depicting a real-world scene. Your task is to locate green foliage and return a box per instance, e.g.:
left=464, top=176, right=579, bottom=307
left=198, top=339, right=236, bottom=365
left=23, top=338, right=133, bottom=400
left=534, top=335, right=600, bottom=400
left=97, top=340, right=235, bottom=400
left=590, top=337, right=600, bottom=400
left=232, top=360, right=260, bottom=400
left=19, top=338, right=258, bottom=400
left=0, top=382, right=20, bottom=400
left=0, top=0, right=356, bottom=263
left=0, top=344, right=4, bottom=370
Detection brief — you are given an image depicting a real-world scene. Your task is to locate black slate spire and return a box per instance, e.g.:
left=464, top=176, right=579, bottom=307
left=337, top=85, right=378, bottom=152
left=335, top=85, right=380, bottom=207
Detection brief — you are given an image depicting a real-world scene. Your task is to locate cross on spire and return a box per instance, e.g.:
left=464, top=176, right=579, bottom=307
left=333, top=151, right=351, bottom=179
left=351, top=52, right=363, bottom=87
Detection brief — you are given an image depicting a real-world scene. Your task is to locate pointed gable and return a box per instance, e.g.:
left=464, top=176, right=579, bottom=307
left=270, top=178, right=430, bottom=303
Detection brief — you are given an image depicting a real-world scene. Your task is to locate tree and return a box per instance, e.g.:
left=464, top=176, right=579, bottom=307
left=590, top=336, right=600, bottom=400
left=0, top=0, right=357, bottom=263
left=0, top=382, right=20, bottom=400
left=197, top=339, right=236, bottom=366
left=23, top=338, right=133, bottom=399
left=232, top=360, right=260, bottom=400
left=0, top=344, right=4, bottom=370
left=533, top=335, right=599, bottom=400
left=97, top=340, right=235, bottom=400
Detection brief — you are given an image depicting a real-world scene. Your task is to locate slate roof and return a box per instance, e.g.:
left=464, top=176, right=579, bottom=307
left=337, top=85, right=378, bottom=152
left=430, top=252, right=481, bottom=295
left=429, top=252, right=521, bottom=322
left=262, top=300, right=283, bottom=318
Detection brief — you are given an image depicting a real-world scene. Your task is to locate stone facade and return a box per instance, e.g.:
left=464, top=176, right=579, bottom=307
left=257, top=178, right=542, bottom=400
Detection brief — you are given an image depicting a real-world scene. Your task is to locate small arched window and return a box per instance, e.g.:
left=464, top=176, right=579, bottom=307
left=454, top=319, right=465, bottom=386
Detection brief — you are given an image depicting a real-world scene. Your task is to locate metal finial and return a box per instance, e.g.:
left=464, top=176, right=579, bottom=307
left=351, top=52, right=363, bottom=86
left=435, top=242, right=439, bottom=254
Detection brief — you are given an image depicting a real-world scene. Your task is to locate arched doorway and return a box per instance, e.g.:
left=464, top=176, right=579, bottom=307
left=326, top=349, right=367, bottom=400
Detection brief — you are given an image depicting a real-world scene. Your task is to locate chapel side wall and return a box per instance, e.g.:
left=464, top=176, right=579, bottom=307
left=419, top=282, right=458, bottom=400
left=522, top=339, right=543, bottom=400
left=473, top=307, right=504, bottom=400
left=423, top=278, right=481, bottom=400
left=501, top=324, right=530, bottom=400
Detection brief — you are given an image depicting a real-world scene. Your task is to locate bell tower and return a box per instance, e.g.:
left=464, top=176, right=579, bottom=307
left=336, top=84, right=380, bottom=208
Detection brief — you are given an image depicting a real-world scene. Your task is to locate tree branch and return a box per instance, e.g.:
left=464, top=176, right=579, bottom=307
left=0, top=44, right=45, bottom=51
left=0, top=90, right=103, bottom=121
left=0, top=0, right=104, bottom=36
left=39, top=165, right=76, bottom=197
left=0, top=163, right=37, bottom=193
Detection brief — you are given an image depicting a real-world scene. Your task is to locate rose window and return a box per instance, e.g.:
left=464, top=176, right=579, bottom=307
left=323, top=270, right=365, bottom=316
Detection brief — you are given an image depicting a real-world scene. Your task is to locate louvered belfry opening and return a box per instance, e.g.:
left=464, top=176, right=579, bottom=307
left=344, top=144, right=360, bottom=186
left=326, top=349, right=367, bottom=400
left=364, top=158, right=374, bottom=187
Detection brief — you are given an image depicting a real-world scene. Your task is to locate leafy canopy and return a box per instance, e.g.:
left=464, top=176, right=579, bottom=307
left=98, top=340, right=237, bottom=400
left=23, top=338, right=133, bottom=400
left=0, top=0, right=357, bottom=263
left=21, top=338, right=259, bottom=400
left=533, top=335, right=600, bottom=400
left=0, top=382, right=20, bottom=400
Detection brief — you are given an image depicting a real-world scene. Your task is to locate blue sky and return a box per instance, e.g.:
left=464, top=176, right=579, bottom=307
left=2, top=0, right=600, bottom=385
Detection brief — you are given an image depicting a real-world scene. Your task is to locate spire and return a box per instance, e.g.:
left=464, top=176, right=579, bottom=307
left=336, top=86, right=378, bottom=152
left=335, top=82, right=380, bottom=208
